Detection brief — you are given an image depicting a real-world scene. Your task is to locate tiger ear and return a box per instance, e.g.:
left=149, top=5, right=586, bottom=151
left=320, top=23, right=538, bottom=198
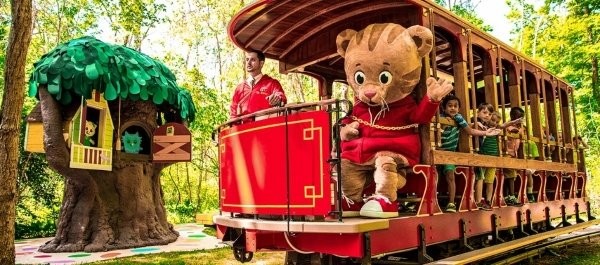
left=406, top=25, right=433, bottom=58
left=336, top=29, right=357, bottom=58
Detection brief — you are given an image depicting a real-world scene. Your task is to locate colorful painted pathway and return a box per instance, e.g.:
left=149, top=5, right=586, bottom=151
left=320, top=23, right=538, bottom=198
left=16, top=223, right=226, bottom=264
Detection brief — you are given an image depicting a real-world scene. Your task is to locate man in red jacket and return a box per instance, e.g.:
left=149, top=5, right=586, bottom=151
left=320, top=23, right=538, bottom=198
left=229, top=50, right=287, bottom=120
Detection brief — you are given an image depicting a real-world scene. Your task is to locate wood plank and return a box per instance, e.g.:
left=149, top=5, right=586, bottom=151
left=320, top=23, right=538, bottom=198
left=452, top=61, right=472, bottom=153
left=509, top=84, right=521, bottom=107
left=432, top=150, right=577, bottom=172
left=153, top=153, right=190, bottom=161
left=437, top=117, right=456, bottom=126
left=484, top=74, right=498, bottom=110
left=214, top=215, right=389, bottom=234
left=153, top=135, right=190, bottom=142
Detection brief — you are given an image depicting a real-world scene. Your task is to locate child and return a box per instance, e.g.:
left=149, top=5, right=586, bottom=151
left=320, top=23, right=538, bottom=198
left=439, top=95, right=499, bottom=212
left=475, top=110, right=521, bottom=209
left=543, top=127, right=556, bottom=161
left=503, top=107, right=525, bottom=205
left=475, top=111, right=501, bottom=210
left=525, top=131, right=540, bottom=202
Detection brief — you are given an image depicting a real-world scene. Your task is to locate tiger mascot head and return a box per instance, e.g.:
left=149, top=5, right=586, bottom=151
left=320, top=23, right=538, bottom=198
left=336, top=23, right=433, bottom=106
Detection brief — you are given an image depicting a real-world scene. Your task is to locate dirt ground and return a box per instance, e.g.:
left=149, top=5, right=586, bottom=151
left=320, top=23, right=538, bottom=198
left=527, top=235, right=600, bottom=265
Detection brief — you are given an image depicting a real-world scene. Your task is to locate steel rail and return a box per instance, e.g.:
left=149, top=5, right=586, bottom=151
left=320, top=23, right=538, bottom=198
left=426, top=219, right=600, bottom=265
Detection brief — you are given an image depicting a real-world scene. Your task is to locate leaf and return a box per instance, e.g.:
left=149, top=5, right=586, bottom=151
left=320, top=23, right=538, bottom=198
left=120, top=81, right=128, bottom=98
left=130, top=81, right=141, bottom=94
left=63, top=78, right=73, bottom=90
left=59, top=91, right=72, bottom=105
left=28, top=80, right=38, bottom=97
left=74, top=49, right=86, bottom=62
left=153, top=91, right=164, bottom=104
left=48, top=75, right=61, bottom=94
left=85, top=64, right=99, bottom=80
left=38, top=72, right=48, bottom=84
left=96, top=46, right=109, bottom=63
left=61, top=64, right=76, bottom=79
left=140, top=87, right=149, bottom=100
left=105, top=81, right=118, bottom=100
left=136, top=77, right=147, bottom=86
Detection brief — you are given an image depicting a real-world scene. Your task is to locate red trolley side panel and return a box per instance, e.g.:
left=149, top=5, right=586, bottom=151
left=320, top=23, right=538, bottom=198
left=219, top=110, right=331, bottom=216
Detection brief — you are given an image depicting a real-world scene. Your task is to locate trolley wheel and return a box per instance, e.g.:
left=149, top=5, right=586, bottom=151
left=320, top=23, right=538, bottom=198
left=233, top=246, right=253, bottom=263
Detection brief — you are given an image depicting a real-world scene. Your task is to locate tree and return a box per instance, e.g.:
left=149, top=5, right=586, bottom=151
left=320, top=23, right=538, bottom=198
left=0, top=0, right=33, bottom=263
left=434, top=0, right=493, bottom=32
left=91, top=0, right=167, bottom=50
left=507, top=0, right=600, bottom=103
left=27, top=36, right=196, bottom=252
left=506, top=0, right=600, bottom=206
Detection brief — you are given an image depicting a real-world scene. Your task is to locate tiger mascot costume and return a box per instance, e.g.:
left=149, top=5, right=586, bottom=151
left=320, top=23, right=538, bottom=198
left=336, top=23, right=454, bottom=218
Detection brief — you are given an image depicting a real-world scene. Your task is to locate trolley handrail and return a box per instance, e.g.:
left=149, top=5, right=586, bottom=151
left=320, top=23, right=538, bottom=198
left=214, top=99, right=352, bottom=132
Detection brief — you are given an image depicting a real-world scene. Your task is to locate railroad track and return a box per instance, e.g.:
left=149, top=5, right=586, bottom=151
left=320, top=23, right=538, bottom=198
left=427, top=219, right=600, bottom=265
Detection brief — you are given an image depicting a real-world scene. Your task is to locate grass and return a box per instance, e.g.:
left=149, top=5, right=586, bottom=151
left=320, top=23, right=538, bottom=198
left=533, top=236, right=600, bottom=265
left=89, top=247, right=286, bottom=265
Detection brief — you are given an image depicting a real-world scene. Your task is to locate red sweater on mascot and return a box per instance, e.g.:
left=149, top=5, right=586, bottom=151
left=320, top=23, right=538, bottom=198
left=336, top=23, right=454, bottom=218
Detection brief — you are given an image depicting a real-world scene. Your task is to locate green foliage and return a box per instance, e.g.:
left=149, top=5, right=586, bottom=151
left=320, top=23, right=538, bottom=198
left=0, top=6, right=10, bottom=103
left=91, top=0, right=167, bottom=49
left=28, top=36, right=196, bottom=122
left=16, top=103, right=62, bottom=239
left=433, top=0, right=493, bottom=32
left=506, top=0, right=600, bottom=210
left=166, top=200, right=197, bottom=224
left=15, top=216, right=57, bottom=239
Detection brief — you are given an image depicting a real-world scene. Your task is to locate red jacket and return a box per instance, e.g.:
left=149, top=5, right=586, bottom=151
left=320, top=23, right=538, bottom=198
left=230, top=75, right=287, bottom=119
left=341, top=95, right=439, bottom=166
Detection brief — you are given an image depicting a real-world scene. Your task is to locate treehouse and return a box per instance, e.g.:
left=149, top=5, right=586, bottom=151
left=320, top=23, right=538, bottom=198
left=69, top=90, right=114, bottom=171
left=24, top=36, right=198, bottom=253
left=26, top=36, right=197, bottom=171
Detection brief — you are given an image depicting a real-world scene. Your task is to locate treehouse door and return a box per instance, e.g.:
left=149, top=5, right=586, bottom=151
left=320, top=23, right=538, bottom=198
left=152, top=123, right=192, bottom=162
left=69, top=91, right=114, bottom=171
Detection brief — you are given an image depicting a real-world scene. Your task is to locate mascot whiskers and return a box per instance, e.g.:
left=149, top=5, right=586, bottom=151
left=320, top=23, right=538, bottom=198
left=336, top=23, right=453, bottom=218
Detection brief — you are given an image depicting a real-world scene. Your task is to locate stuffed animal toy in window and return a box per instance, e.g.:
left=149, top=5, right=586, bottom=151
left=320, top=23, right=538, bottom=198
left=84, top=120, right=97, bottom=147
left=122, top=131, right=143, bottom=154
left=336, top=23, right=454, bottom=218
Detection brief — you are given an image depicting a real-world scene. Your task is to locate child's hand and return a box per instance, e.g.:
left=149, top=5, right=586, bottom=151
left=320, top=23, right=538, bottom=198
left=505, top=118, right=523, bottom=127
left=340, top=122, right=360, bottom=141
left=485, top=128, right=501, bottom=136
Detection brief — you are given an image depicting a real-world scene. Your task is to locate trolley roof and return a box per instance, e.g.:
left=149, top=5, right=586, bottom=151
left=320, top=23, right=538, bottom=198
left=228, top=0, right=571, bottom=90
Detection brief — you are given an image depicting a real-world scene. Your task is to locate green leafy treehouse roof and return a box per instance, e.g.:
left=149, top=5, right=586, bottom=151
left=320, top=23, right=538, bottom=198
left=28, top=36, right=196, bottom=123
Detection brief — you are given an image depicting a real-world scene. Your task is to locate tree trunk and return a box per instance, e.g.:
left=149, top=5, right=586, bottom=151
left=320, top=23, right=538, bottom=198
left=38, top=87, right=178, bottom=252
left=584, top=5, right=600, bottom=104
left=0, top=0, right=33, bottom=263
left=592, top=56, right=599, bottom=101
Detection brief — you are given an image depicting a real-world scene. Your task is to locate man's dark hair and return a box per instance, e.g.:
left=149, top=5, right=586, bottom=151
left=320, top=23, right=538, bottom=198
left=441, top=94, right=460, bottom=110
left=247, top=49, right=265, bottom=62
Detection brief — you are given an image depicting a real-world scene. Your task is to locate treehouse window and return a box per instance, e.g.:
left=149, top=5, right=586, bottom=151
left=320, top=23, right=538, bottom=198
left=120, top=125, right=151, bottom=155
left=81, top=106, right=102, bottom=147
